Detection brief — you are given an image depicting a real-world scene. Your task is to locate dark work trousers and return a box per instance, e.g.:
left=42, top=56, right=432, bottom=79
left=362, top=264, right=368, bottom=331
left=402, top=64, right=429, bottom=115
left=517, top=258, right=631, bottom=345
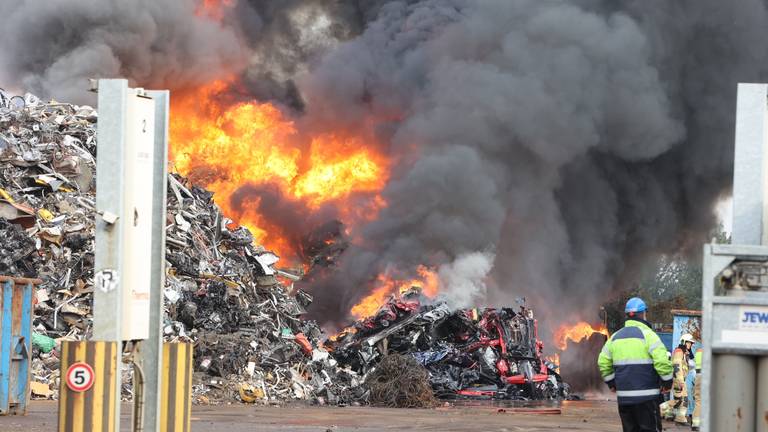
left=618, top=399, right=660, bottom=432
left=655, top=394, right=664, bottom=431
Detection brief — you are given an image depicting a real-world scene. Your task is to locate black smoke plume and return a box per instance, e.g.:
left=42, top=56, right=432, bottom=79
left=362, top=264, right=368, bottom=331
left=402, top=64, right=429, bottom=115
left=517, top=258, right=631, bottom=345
left=3, top=0, right=766, bottom=333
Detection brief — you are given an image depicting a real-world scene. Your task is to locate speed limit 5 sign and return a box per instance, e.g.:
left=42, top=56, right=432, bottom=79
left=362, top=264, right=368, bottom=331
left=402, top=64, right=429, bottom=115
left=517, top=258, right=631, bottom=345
left=66, top=362, right=95, bottom=392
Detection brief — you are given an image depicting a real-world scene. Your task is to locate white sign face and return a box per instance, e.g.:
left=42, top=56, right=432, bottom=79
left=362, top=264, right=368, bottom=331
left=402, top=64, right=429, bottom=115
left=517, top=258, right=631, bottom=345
left=66, top=362, right=95, bottom=392
left=721, top=330, right=768, bottom=344
left=121, top=92, right=155, bottom=341
left=95, top=269, right=119, bottom=293
left=738, top=306, right=768, bottom=331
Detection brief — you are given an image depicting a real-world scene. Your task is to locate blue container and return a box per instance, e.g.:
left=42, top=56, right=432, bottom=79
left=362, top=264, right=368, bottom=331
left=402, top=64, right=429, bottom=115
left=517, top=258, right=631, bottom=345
left=671, top=309, right=702, bottom=353
left=0, top=276, right=38, bottom=415
left=657, top=332, right=673, bottom=352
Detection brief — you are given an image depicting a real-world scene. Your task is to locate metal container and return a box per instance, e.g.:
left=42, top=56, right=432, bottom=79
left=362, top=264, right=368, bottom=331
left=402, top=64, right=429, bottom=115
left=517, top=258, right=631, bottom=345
left=0, top=276, right=40, bottom=415
left=702, top=244, right=768, bottom=432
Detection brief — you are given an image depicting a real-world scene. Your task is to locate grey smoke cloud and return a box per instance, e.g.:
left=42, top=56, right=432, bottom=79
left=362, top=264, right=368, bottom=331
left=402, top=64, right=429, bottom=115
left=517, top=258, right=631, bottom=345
left=0, top=0, right=250, bottom=104
left=3, top=0, right=766, bottom=332
left=437, top=252, right=495, bottom=309
left=0, top=0, right=373, bottom=105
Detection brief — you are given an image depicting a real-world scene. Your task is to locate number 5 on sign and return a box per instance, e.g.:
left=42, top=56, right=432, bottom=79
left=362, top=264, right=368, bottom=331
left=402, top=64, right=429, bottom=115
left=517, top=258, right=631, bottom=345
left=66, top=362, right=95, bottom=392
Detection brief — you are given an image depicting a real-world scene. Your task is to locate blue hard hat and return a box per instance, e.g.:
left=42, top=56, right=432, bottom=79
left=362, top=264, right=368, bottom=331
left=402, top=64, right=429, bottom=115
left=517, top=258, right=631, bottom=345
left=625, top=297, right=647, bottom=313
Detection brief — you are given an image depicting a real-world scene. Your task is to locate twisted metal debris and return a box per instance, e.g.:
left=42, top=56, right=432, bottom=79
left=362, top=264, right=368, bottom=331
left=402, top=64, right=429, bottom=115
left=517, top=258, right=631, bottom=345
left=329, top=289, right=572, bottom=401
left=365, top=354, right=437, bottom=408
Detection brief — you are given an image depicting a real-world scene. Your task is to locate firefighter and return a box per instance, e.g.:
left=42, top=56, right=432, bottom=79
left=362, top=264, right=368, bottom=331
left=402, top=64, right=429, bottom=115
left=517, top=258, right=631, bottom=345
left=659, top=400, right=674, bottom=423
left=691, top=348, right=703, bottom=431
left=598, top=297, right=673, bottom=432
left=670, top=333, right=695, bottom=424
left=685, top=341, right=697, bottom=424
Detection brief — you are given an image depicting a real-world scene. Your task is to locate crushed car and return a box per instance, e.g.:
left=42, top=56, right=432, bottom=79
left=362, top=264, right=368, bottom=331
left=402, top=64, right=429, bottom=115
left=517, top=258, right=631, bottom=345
left=327, top=288, right=570, bottom=400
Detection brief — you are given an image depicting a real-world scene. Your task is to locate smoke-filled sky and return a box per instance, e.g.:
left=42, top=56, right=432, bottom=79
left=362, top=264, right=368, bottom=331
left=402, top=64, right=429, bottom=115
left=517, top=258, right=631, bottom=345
left=2, top=0, right=764, bottom=328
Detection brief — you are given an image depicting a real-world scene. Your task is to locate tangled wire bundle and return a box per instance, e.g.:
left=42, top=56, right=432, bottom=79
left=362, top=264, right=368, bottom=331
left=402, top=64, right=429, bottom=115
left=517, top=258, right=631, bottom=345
left=365, top=354, right=437, bottom=408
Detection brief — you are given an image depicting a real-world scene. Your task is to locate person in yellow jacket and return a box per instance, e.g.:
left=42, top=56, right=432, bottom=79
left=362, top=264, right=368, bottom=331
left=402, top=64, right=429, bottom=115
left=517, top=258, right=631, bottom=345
left=691, top=348, right=702, bottom=431
left=598, top=297, right=673, bottom=432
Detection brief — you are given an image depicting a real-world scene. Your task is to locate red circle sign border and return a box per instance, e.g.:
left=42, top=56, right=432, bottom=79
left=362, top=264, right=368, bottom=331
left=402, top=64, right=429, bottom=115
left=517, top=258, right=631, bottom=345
left=66, top=362, right=95, bottom=392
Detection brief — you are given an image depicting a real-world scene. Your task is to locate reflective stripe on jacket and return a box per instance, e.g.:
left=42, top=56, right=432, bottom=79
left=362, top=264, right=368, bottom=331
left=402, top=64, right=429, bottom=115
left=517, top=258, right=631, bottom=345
left=695, top=348, right=703, bottom=372
left=597, top=319, right=673, bottom=405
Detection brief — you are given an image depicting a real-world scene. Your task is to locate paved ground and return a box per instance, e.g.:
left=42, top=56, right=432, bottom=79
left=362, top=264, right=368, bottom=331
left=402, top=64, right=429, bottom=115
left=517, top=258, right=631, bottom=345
left=2, top=400, right=694, bottom=431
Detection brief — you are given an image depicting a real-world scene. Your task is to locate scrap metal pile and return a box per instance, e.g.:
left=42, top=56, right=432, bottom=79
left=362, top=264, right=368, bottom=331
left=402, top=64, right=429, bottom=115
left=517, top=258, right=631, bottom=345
left=162, top=176, right=364, bottom=405
left=0, top=89, right=363, bottom=404
left=328, top=289, right=571, bottom=401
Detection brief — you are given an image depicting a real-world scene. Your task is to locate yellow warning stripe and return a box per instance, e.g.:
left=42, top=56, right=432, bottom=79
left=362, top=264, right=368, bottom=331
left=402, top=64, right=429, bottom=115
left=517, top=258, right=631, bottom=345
left=162, top=342, right=193, bottom=432
left=184, top=344, right=192, bottom=432
left=71, top=342, right=85, bottom=432
left=58, top=341, right=192, bottom=431
left=161, top=343, right=170, bottom=430
left=106, top=342, right=116, bottom=432
left=90, top=342, right=104, bottom=432
left=57, top=341, right=117, bottom=432
left=57, top=341, right=69, bottom=431
left=175, top=344, right=185, bottom=432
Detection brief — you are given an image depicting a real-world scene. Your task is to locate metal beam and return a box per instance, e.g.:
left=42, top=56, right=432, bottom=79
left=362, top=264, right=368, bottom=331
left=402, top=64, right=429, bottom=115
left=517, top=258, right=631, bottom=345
left=701, top=83, right=768, bottom=432
left=93, top=79, right=129, bottom=432
left=732, top=83, right=768, bottom=245
left=136, top=89, right=169, bottom=432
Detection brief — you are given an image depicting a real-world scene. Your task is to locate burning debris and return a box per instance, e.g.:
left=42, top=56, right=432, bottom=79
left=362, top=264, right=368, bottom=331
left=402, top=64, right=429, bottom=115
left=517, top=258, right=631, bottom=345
left=0, top=89, right=364, bottom=404
left=553, top=322, right=609, bottom=351
left=0, top=88, right=584, bottom=406
left=163, top=174, right=367, bottom=405
left=328, top=289, right=572, bottom=401
left=169, top=81, right=387, bottom=266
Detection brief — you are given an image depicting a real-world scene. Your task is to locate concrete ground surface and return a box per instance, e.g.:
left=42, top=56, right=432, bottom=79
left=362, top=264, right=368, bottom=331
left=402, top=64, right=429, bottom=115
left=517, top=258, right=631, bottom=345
left=2, top=400, right=695, bottom=431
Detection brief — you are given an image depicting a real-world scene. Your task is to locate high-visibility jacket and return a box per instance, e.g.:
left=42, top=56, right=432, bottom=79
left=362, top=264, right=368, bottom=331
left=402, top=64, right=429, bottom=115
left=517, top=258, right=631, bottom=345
left=695, top=348, right=702, bottom=372
left=597, top=319, right=673, bottom=405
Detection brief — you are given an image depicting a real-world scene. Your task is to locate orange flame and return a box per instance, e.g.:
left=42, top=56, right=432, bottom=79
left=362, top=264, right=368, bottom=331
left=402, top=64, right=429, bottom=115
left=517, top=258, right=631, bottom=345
left=169, top=80, right=388, bottom=263
left=195, top=0, right=235, bottom=20
left=553, top=321, right=608, bottom=350
left=328, top=326, right=356, bottom=343
left=349, top=266, right=439, bottom=319
left=545, top=354, right=561, bottom=370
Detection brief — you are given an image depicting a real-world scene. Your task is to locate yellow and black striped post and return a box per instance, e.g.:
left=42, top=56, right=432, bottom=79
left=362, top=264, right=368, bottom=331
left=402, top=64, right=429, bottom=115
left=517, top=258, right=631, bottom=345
left=161, top=342, right=193, bottom=432
left=58, top=341, right=118, bottom=432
